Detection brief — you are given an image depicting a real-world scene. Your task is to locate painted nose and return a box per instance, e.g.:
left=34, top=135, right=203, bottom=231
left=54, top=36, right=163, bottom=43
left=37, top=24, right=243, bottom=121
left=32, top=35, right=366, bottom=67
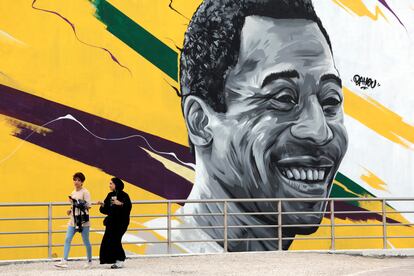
left=290, top=96, right=333, bottom=145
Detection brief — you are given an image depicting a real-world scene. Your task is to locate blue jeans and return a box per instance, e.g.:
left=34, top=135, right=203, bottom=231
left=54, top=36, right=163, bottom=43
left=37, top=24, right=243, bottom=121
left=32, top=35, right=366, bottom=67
left=63, top=226, right=92, bottom=261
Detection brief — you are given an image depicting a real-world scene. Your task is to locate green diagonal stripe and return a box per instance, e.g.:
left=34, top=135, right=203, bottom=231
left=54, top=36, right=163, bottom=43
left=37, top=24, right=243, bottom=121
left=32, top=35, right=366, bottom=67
left=333, top=172, right=374, bottom=198
left=92, top=0, right=178, bottom=80
left=331, top=172, right=375, bottom=207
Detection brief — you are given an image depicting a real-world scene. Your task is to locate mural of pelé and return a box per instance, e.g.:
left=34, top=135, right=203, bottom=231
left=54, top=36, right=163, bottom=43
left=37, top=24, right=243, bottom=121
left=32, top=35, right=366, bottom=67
left=175, top=0, right=349, bottom=252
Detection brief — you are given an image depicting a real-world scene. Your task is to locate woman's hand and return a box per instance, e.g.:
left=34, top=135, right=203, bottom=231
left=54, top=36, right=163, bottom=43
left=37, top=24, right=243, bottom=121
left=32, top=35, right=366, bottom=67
left=112, top=199, right=123, bottom=206
left=97, top=201, right=104, bottom=206
left=66, top=209, right=72, bottom=216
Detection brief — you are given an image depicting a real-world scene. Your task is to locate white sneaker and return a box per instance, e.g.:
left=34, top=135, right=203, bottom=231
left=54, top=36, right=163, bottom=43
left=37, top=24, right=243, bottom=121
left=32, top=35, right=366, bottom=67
left=54, top=260, right=68, bottom=268
left=110, top=260, right=124, bottom=269
left=83, top=261, right=93, bottom=268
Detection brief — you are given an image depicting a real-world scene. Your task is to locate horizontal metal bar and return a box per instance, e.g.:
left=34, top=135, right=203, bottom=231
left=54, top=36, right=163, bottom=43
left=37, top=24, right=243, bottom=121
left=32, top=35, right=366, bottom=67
left=333, top=210, right=382, bottom=214
left=222, top=237, right=333, bottom=242
left=386, top=223, right=414, bottom=226
left=228, top=224, right=278, bottom=229
left=281, top=237, right=332, bottom=241
left=127, top=227, right=167, bottom=231
left=170, top=239, right=224, bottom=243
left=0, top=231, right=48, bottom=235
left=333, top=223, right=384, bottom=227
left=386, top=236, right=414, bottom=239
left=228, top=237, right=280, bottom=242
left=52, top=215, right=106, bottom=220
left=280, top=211, right=326, bottom=215
left=228, top=212, right=278, bottom=216
left=117, top=241, right=168, bottom=245
left=50, top=241, right=169, bottom=247
left=173, top=213, right=224, bottom=217
left=226, top=224, right=331, bottom=229
left=3, top=197, right=414, bottom=207
left=0, top=244, right=49, bottom=249
left=171, top=226, right=224, bottom=230
left=52, top=217, right=71, bottom=220
left=0, top=203, right=52, bottom=207
left=277, top=224, right=332, bottom=228
left=130, top=214, right=167, bottom=218
left=0, top=217, right=48, bottom=221
left=333, top=236, right=385, bottom=239
left=384, top=211, right=414, bottom=214
left=161, top=198, right=398, bottom=204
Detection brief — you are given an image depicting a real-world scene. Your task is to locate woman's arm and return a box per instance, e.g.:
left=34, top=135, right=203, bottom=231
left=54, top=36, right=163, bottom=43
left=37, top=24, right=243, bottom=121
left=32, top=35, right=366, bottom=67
left=99, top=194, right=111, bottom=215
left=84, top=189, right=92, bottom=209
left=122, top=193, right=132, bottom=213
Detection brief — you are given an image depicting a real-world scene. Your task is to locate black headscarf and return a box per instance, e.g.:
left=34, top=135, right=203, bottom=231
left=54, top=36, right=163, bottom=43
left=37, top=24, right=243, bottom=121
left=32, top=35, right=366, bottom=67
left=111, top=177, right=124, bottom=191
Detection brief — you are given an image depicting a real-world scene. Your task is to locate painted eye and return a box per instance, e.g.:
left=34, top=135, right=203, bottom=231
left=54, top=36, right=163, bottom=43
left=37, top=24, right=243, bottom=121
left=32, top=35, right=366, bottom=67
left=321, top=97, right=341, bottom=107
left=274, top=90, right=297, bottom=104
left=321, top=94, right=341, bottom=116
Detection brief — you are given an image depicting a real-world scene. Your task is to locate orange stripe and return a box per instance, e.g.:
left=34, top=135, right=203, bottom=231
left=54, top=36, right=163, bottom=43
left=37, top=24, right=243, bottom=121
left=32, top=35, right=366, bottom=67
left=344, top=87, right=414, bottom=149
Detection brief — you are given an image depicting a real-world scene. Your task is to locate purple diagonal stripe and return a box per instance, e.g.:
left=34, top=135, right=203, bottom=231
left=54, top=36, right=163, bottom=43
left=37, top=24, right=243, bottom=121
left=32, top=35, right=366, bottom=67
left=0, top=84, right=194, bottom=199
left=378, top=0, right=405, bottom=28
left=325, top=201, right=400, bottom=224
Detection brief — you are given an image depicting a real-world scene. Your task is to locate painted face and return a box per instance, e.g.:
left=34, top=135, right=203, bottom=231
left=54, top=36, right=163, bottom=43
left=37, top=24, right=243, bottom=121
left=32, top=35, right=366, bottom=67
left=109, top=181, right=116, bottom=192
left=73, top=177, right=83, bottom=190
left=207, top=17, right=348, bottom=230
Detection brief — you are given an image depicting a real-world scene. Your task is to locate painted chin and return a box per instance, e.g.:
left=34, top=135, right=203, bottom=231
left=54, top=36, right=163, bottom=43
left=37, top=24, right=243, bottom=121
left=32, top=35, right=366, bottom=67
left=274, top=156, right=336, bottom=198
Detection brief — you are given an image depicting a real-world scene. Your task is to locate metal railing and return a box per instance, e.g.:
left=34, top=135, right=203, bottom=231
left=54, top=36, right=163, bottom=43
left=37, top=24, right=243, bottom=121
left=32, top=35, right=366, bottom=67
left=1, top=197, right=414, bottom=260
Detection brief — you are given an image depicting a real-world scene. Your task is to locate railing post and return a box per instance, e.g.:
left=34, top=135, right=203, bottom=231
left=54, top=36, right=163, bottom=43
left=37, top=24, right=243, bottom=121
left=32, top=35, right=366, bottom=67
left=330, top=200, right=335, bottom=251
left=47, top=203, right=52, bottom=259
left=167, top=201, right=172, bottom=254
left=223, top=201, right=228, bottom=253
left=277, top=200, right=282, bottom=250
left=382, top=199, right=387, bottom=249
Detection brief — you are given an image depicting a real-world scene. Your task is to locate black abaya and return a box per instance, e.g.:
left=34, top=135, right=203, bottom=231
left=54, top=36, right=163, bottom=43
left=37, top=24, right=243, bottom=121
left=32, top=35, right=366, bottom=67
left=99, top=190, right=132, bottom=264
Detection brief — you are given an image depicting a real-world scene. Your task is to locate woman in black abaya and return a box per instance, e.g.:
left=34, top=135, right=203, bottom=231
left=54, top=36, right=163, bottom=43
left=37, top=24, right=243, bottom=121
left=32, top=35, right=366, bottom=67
left=98, top=177, right=132, bottom=269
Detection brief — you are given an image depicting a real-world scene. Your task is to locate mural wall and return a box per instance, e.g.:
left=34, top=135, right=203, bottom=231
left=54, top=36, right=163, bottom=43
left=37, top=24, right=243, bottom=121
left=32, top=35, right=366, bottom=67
left=0, top=0, right=414, bottom=259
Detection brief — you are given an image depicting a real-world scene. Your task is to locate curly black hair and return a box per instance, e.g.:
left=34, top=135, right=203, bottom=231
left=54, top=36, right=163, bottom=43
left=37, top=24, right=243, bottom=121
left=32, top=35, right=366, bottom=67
left=180, top=0, right=331, bottom=113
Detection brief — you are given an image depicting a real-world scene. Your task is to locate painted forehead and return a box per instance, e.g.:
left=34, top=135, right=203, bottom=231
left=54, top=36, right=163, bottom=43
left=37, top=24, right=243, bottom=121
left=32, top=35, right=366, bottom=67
left=232, top=16, right=333, bottom=79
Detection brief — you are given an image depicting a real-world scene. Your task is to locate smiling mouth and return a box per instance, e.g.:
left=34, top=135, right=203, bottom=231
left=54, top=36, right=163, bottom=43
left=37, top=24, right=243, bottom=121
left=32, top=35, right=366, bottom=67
left=276, top=156, right=334, bottom=194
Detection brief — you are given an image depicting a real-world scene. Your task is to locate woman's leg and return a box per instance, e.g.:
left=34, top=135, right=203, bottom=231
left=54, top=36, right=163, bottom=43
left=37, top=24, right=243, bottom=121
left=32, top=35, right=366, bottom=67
left=100, top=226, right=116, bottom=264
left=63, top=226, right=76, bottom=260
left=80, top=226, right=92, bottom=261
left=111, top=226, right=128, bottom=264
left=117, top=226, right=128, bottom=262
left=109, top=226, right=128, bottom=268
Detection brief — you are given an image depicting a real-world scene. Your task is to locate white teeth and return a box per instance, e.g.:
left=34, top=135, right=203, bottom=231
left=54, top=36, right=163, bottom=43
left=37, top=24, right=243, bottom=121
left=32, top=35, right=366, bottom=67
left=313, top=169, right=318, bottom=180
left=300, top=169, right=306, bottom=180
left=307, top=169, right=313, bottom=180
left=318, top=170, right=325, bottom=180
left=281, top=167, right=328, bottom=181
left=292, top=169, right=300, bottom=180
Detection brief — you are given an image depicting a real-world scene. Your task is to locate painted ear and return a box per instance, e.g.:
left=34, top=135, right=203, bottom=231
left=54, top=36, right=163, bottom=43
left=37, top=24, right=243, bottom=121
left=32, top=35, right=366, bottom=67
left=183, top=96, right=213, bottom=147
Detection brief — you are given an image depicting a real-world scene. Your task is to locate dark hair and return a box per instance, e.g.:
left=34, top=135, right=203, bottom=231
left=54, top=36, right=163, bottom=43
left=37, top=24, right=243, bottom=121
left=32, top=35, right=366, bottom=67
left=73, top=172, right=85, bottom=182
left=180, top=0, right=332, bottom=113
left=111, top=177, right=124, bottom=191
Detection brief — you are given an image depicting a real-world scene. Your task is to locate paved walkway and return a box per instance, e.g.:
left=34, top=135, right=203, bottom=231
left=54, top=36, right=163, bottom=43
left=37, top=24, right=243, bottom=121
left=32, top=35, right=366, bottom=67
left=1, top=252, right=414, bottom=275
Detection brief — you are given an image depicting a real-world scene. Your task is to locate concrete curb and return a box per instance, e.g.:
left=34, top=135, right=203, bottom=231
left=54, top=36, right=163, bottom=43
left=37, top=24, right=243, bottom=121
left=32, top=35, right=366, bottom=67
left=1, top=249, right=414, bottom=266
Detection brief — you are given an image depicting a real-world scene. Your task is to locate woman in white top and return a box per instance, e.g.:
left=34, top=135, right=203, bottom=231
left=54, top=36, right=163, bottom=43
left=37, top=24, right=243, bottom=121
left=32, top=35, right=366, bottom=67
left=55, top=172, right=92, bottom=268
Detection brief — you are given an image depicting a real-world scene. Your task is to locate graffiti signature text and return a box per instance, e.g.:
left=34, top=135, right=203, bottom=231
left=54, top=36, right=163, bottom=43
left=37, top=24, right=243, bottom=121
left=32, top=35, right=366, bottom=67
left=352, top=74, right=380, bottom=90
